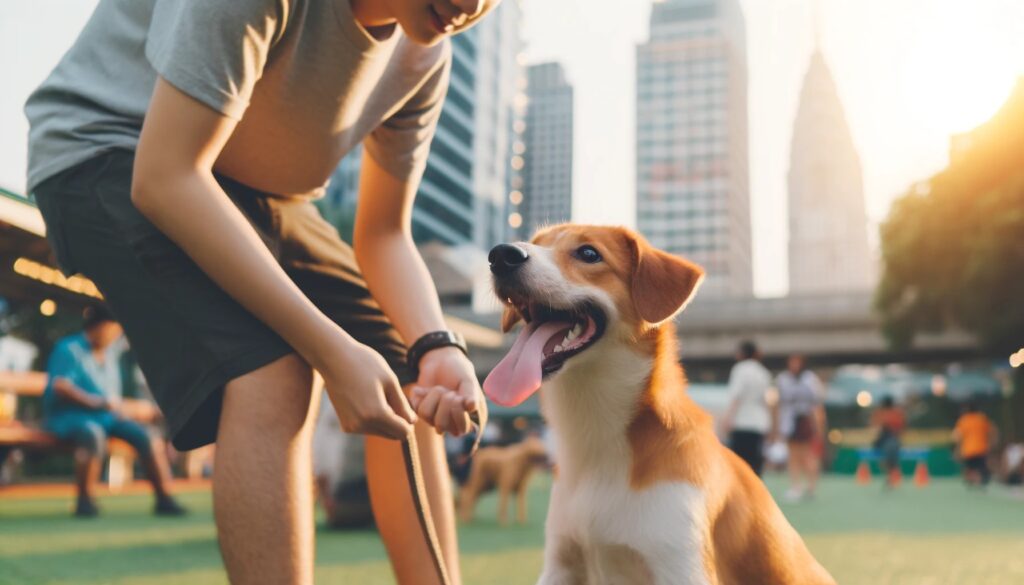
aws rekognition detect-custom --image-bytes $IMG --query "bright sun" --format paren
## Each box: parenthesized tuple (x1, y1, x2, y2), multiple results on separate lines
(900, 8, 1018, 135)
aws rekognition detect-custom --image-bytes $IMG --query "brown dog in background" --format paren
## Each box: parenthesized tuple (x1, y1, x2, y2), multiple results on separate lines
(458, 435, 549, 525)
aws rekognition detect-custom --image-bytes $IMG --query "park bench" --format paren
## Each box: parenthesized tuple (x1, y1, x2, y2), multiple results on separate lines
(0, 370, 147, 490)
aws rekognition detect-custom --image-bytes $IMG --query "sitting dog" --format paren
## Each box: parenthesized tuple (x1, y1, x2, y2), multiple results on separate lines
(458, 434, 550, 525)
(483, 225, 835, 585)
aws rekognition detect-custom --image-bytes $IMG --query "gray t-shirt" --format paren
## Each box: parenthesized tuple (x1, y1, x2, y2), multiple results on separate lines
(25, 0, 450, 198)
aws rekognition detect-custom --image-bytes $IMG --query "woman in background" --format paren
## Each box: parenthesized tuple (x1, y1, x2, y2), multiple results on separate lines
(775, 354, 826, 501)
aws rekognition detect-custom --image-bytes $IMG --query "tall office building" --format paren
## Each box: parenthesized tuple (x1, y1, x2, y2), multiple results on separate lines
(635, 0, 752, 298)
(787, 49, 872, 294)
(323, 2, 522, 249)
(472, 0, 524, 249)
(411, 30, 479, 245)
(520, 62, 574, 237)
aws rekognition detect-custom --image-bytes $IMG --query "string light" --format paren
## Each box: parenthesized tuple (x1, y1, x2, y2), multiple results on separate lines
(39, 299, 56, 317)
(12, 257, 102, 299)
(856, 391, 873, 408)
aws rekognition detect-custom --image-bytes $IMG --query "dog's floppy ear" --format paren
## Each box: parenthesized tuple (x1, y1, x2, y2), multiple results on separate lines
(501, 305, 522, 333)
(629, 236, 705, 325)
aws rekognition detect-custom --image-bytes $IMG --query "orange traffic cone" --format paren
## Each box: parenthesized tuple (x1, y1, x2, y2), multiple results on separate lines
(914, 460, 930, 487)
(856, 461, 872, 485)
(889, 466, 903, 487)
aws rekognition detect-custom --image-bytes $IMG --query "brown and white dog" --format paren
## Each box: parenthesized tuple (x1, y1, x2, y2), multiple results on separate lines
(458, 435, 550, 525)
(483, 225, 835, 585)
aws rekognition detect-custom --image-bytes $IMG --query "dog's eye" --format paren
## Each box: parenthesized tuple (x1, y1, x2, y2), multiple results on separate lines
(574, 245, 602, 264)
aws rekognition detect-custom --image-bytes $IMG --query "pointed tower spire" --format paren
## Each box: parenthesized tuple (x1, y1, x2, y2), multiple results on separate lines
(811, 0, 822, 50)
(787, 26, 873, 294)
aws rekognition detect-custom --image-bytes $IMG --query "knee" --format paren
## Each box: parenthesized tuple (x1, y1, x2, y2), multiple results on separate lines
(120, 423, 155, 458)
(71, 421, 107, 457)
(220, 354, 316, 444)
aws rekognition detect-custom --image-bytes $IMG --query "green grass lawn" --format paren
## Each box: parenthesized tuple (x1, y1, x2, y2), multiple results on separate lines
(2, 475, 1023, 584)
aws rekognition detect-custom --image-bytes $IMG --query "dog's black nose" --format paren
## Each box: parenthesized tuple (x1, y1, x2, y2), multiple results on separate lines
(489, 244, 529, 276)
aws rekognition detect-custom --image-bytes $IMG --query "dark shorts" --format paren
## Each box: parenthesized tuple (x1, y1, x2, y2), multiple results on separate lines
(33, 149, 413, 450)
(728, 430, 765, 476)
(963, 455, 991, 483)
(877, 435, 902, 469)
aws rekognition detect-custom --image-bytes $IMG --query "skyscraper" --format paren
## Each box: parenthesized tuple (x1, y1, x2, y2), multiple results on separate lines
(472, 0, 524, 249)
(520, 62, 574, 238)
(411, 30, 479, 245)
(787, 49, 872, 294)
(322, 3, 522, 249)
(635, 0, 752, 298)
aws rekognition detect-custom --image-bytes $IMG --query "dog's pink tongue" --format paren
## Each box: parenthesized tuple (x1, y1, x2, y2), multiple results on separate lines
(484, 321, 570, 407)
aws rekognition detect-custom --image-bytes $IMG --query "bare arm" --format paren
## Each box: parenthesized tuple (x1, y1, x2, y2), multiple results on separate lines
(354, 153, 481, 435)
(51, 378, 108, 411)
(353, 154, 448, 346)
(132, 79, 414, 439)
(769, 401, 780, 442)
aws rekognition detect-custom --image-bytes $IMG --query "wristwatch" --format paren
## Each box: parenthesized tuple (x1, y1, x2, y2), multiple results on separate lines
(407, 330, 468, 377)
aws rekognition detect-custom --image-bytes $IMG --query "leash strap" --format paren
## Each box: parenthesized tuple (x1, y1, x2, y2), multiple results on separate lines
(401, 406, 486, 585)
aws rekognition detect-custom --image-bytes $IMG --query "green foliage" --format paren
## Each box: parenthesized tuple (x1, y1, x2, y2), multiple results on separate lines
(876, 86, 1024, 356)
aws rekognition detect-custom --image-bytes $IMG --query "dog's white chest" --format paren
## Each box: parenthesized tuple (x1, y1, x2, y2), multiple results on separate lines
(542, 473, 712, 585)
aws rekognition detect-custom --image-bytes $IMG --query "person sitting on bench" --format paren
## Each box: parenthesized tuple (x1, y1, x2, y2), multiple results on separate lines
(44, 305, 186, 517)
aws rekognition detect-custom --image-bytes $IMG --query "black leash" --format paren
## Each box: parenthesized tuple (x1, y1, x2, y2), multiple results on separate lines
(400, 408, 485, 585)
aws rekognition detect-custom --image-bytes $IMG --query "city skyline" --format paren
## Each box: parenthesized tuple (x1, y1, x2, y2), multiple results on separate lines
(519, 0, 1024, 297)
(3, 1, 1024, 297)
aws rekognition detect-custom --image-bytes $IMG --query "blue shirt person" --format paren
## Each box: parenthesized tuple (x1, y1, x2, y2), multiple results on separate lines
(44, 305, 185, 517)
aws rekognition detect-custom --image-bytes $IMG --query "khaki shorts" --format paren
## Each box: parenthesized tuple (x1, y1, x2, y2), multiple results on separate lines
(34, 149, 412, 450)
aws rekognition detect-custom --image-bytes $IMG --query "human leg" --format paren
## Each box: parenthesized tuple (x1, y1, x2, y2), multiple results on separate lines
(805, 444, 821, 495)
(106, 417, 184, 512)
(214, 354, 319, 585)
(787, 453, 800, 488)
(786, 441, 805, 495)
(49, 416, 107, 516)
(366, 422, 460, 585)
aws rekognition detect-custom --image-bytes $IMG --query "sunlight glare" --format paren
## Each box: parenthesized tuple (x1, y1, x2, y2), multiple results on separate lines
(900, 8, 1017, 135)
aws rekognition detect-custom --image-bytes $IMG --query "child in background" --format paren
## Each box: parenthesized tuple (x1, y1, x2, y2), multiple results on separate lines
(953, 399, 997, 488)
(871, 395, 906, 489)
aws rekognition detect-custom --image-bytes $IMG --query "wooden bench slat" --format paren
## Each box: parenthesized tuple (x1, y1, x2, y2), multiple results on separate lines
(0, 371, 48, 397)
(0, 425, 60, 448)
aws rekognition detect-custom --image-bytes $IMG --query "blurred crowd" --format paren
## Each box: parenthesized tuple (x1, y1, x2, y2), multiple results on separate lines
(719, 339, 1024, 499)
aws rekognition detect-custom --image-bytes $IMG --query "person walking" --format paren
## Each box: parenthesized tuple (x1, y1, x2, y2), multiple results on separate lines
(720, 340, 772, 476)
(776, 354, 826, 501)
(25, 1, 498, 582)
(44, 306, 185, 517)
(871, 395, 906, 489)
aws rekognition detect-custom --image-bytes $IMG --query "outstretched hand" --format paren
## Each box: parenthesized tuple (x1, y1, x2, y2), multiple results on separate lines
(409, 346, 483, 436)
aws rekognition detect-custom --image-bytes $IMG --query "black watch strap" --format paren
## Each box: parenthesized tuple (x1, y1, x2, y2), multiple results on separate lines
(407, 330, 468, 377)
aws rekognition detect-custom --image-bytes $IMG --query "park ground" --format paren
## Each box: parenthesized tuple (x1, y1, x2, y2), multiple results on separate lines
(2, 474, 1024, 584)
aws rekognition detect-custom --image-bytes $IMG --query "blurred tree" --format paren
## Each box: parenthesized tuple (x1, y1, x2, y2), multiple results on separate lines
(876, 80, 1024, 439)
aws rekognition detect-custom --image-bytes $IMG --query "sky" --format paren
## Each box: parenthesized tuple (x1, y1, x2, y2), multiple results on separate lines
(3, 0, 1024, 296)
